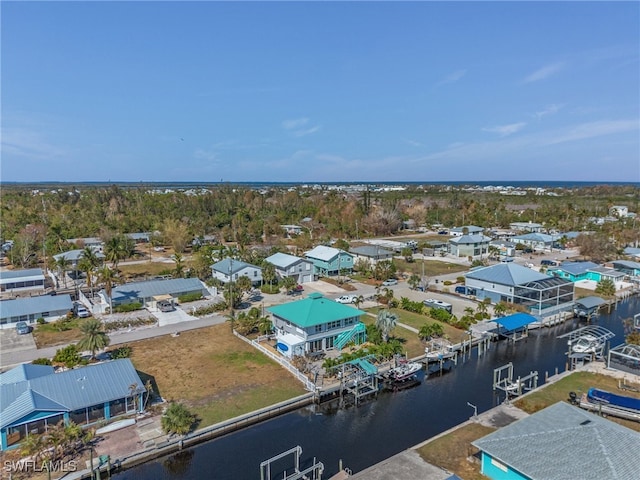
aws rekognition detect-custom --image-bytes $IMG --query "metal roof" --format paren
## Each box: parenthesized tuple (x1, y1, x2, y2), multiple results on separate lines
(612, 260, 640, 270)
(267, 293, 364, 328)
(0, 294, 73, 320)
(0, 359, 145, 429)
(448, 234, 492, 245)
(52, 249, 105, 262)
(472, 402, 640, 480)
(574, 296, 606, 309)
(494, 313, 538, 332)
(349, 246, 394, 257)
(211, 258, 261, 275)
(0, 364, 55, 385)
(109, 278, 207, 303)
(512, 232, 554, 243)
(304, 245, 349, 262)
(555, 261, 599, 275)
(0, 268, 45, 282)
(465, 264, 548, 286)
(265, 252, 310, 269)
(450, 225, 484, 233)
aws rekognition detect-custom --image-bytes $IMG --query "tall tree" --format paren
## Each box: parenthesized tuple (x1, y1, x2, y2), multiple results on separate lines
(78, 247, 101, 296)
(376, 309, 398, 343)
(98, 266, 116, 313)
(76, 318, 110, 359)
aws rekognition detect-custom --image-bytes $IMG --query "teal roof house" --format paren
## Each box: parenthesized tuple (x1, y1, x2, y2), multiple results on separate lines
(548, 261, 625, 283)
(267, 293, 366, 357)
(465, 264, 574, 317)
(472, 402, 640, 480)
(304, 246, 354, 277)
(0, 359, 145, 450)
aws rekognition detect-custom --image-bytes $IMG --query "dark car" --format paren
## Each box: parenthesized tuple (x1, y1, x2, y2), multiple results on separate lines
(16, 321, 31, 335)
(541, 260, 558, 266)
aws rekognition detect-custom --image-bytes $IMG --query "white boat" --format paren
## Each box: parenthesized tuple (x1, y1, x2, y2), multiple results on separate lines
(569, 334, 600, 354)
(385, 362, 422, 382)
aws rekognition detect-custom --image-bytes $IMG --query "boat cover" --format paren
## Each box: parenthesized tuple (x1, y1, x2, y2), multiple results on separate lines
(494, 313, 538, 332)
(587, 388, 640, 412)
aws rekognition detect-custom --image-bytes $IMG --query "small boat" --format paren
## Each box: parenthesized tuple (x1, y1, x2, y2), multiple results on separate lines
(569, 334, 600, 354)
(385, 362, 422, 382)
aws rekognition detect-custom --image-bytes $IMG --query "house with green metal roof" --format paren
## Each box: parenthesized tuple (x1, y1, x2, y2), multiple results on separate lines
(0, 359, 145, 451)
(267, 293, 366, 357)
(465, 264, 574, 317)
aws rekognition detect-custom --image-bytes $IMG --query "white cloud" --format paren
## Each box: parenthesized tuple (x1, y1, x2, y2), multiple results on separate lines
(540, 119, 639, 145)
(437, 69, 467, 86)
(1, 127, 68, 160)
(482, 122, 527, 137)
(282, 117, 321, 137)
(534, 104, 564, 120)
(193, 148, 219, 163)
(523, 62, 565, 83)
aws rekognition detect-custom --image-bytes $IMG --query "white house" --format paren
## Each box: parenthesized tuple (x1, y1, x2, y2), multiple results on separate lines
(449, 225, 484, 237)
(264, 252, 315, 284)
(0, 268, 46, 294)
(448, 234, 492, 258)
(509, 222, 544, 233)
(211, 258, 263, 285)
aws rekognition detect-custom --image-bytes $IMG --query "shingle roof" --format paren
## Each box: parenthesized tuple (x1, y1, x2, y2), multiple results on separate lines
(109, 278, 206, 303)
(465, 264, 548, 286)
(0, 359, 145, 429)
(267, 293, 364, 328)
(472, 402, 640, 480)
(0, 294, 73, 320)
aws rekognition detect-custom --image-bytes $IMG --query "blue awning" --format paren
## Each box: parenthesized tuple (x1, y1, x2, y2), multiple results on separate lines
(494, 313, 537, 332)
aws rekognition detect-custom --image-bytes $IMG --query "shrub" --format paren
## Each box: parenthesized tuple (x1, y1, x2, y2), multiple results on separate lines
(103, 317, 156, 332)
(36, 317, 46, 325)
(192, 302, 227, 316)
(456, 276, 465, 284)
(109, 345, 132, 359)
(261, 284, 280, 294)
(177, 292, 203, 303)
(113, 302, 143, 313)
(53, 344, 82, 368)
(443, 280, 453, 286)
(32, 358, 52, 365)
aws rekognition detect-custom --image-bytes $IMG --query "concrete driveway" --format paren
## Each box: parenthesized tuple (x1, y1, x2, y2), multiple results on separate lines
(151, 306, 198, 327)
(0, 327, 37, 355)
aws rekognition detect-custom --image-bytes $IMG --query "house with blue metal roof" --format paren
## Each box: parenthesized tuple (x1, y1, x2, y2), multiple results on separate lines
(472, 402, 640, 480)
(512, 233, 554, 251)
(0, 268, 46, 294)
(304, 246, 354, 277)
(448, 234, 492, 258)
(267, 293, 366, 357)
(623, 247, 640, 260)
(349, 245, 394, 265)
(264, 252, 314, 284)
(449, 225, 484, 237)
(211, 258, 263, 285)
(104, 278, 209, 308)
(611, 260, 640, 277)
(465, 264, 574, 317)
(52, 249, 105, 268)
(0, 294, 73, 328)
(0, 359, 145, 450)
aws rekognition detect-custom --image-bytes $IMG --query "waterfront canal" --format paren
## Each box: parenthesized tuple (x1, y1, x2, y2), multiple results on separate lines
(116, 297, 638, 479)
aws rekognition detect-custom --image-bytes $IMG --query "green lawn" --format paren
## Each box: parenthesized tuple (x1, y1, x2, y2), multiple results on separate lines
(394, 258, 469, 277)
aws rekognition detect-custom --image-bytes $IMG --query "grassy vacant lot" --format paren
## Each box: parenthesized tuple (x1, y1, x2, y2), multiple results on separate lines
(117, 261, 175, 281)
(514, 371, 640, 432)
(416, 423, 495, 480)
(33, 318, 85, 348)
(394, 258, 469, 277)
(129, 323, 306, 427)
(359, 313, 425, 358)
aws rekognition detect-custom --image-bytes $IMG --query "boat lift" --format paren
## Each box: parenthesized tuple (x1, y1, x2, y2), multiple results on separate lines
(558, 325, 615, 369)
(424, 338, 458, 374)
(493, 362, 538, 398)
(260, 446, 324, 480)
(332, 354, 379, 407)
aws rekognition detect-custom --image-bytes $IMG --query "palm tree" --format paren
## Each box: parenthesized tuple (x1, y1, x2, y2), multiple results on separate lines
(161, 402, 196, 436)
(281, 275, 296, 293)
(104, 235, 127, 271)
(98, 266, 115, 313)
(55, 255, 70, 288)
(493, 302, 508, 317)
(173, 252, 185, 278)
(76, 318, 110, 359)
(376, 309, 398, 343)
(353, 295, 365, 310)
(79, 247, 101, 296)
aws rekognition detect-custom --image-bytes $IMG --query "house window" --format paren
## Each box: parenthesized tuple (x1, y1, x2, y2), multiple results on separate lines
(327, 320, 341, 330)
(345, 318, 354, 326)
(254, 271, 258, 277)
(315, 325, 323, 333)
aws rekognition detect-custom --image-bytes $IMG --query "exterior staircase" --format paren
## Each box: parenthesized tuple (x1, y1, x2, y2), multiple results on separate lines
(334, 323, 366, 350)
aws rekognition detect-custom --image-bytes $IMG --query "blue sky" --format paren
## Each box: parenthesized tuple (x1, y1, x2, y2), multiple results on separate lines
(2, 1, 639, 183)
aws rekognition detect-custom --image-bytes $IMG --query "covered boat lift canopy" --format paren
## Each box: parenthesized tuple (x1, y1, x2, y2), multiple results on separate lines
(494, 313, 538, 341)
(574, 296, 605, 317)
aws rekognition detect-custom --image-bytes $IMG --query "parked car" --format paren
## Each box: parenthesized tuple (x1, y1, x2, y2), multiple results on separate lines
(455, 286, 467, 294)
(336, 295, 357, 304)
(541, 260, 558, 266)
(157, 300, 175, 312)
(15, 321, 31, 335)
(381, 278, 398, 286)
(73, 302, 91, 318)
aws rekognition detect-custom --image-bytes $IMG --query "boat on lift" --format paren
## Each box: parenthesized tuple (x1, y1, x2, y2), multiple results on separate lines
(384, 361, 422, 382)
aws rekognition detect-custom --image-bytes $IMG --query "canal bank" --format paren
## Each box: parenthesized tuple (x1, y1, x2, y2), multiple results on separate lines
(110, 296, 637, 480)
